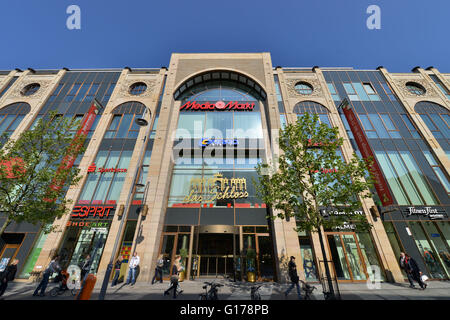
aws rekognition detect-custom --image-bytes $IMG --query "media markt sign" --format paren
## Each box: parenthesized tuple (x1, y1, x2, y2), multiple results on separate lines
(184, 173, 248, 203)
(180, 101, 255, 111)
(404, 207, 447, 220)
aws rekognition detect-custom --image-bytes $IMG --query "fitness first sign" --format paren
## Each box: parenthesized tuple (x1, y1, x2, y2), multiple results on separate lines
(403, 207, 447, 220)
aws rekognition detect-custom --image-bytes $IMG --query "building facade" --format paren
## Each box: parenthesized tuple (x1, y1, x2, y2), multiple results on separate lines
(0, 53, 449, 284)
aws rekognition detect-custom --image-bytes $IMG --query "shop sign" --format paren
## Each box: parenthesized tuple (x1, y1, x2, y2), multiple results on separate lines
(184, 173, 248, 203)
(198, 138, 239, 147)
(403, 207, 446, 220)
(71, 205, 115, 219)
(87, 163, 127, 174)
(66, 221, 110, 228)
(333, 222, 356, 230)
(180, 101, 255, 111)
(321, 209, 364, 217)
(339, 99, 394, 206)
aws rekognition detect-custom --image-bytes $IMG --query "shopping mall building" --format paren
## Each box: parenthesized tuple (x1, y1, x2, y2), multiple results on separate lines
(0, 53, 449, 285)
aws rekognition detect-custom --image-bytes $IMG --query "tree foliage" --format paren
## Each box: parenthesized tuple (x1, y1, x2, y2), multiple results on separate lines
(255, 113, 375, 233)
(0, 112, 86, 235)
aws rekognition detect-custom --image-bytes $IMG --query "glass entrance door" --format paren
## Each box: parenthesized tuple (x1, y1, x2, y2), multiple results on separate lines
(197, 234, 234, 278)
(0, 245, 19, 272)
(326, 233, 368, 282)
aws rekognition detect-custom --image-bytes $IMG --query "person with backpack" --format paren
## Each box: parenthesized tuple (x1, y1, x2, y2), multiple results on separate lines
(33, 255, 61, 297)
(151, 254, 164, 284)
(284, 256, 302, 300)
(0, 259, 19, 297)
(111, 255, 124, 287)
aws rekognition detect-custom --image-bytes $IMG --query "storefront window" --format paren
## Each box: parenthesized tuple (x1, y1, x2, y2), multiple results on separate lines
(421, 222, 450, 278)
(408, 221, 446, 279)
(356, 233, 386, 281)
(299, 236, 318, 281)
(19, 229, 49, 278)
(382, 222, 407, 278)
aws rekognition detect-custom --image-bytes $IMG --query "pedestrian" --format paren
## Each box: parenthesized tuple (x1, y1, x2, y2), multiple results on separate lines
(126, 252, 140, 285)
(405, 254, 426, 290)
(0, 259, 18, 297)
(151, 254, 164, 284)
(33, 255, 61, 297)
(164, 256, 181, 299)
(111, 255, 124, 287)
(284, 256, 302, 300)
(80, 254, 91, 281)
(399, 252, 415, 288)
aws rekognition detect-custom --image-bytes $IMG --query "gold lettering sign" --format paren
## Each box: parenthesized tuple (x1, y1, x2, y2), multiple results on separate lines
(183, 173, 248, 203)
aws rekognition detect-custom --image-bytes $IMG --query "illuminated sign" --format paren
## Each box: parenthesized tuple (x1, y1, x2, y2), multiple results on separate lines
(198, 138, 238, 147)
(180, 101, 255, 111)
(403, 207, 446, 220)
(184, 173, 248, 203)
(71, 205, 115, 219)
(87, 163, 127, 174)
(66, 221, 110, 228)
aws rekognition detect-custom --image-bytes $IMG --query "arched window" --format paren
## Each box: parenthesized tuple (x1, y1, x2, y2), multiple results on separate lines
(293, 101, 331, 127)
(104, 101, 149, 139)
(0, 102, 31, 138)
(415, 101, 450, 158)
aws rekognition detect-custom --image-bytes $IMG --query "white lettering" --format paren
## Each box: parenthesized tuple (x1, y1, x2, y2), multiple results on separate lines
(366, 5, 381, 30)
(66, 5, 81, 30)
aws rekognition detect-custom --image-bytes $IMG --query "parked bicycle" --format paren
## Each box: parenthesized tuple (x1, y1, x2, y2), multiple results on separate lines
(250, 285, 262, 300)
(199, 282, 223, 300)
(49, 270, 78, 297)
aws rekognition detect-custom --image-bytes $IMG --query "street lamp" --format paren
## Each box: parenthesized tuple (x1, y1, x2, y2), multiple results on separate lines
(98, 109, 151, 300)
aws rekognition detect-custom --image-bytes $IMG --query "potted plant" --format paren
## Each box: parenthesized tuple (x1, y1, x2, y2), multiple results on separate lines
(178, 248, 188, 282)
(246, 248, 257, 282)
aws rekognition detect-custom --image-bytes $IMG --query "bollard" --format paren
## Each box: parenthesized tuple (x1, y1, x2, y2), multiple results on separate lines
(77, 274, 96, 300)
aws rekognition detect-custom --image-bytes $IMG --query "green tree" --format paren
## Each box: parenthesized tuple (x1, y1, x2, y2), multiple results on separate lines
(0, 112, 86, 236)
(255, 113, 374, 298)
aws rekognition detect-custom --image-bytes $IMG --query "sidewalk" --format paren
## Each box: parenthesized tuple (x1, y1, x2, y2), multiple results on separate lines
(2, 279, 449, 300)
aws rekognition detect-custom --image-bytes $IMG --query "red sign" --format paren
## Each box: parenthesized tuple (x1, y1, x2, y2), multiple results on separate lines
(341, 101, 394, 206)
(87, 163, 127, 174)
(71, 205, 115, 219)
(180, 101, 255, 111)
(0, 157, 26, 179)
(45, 100, 102, 202)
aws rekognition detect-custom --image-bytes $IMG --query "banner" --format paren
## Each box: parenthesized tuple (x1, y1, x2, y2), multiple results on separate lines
(340, 99, 394, 206)
(46, 100, 102, 201)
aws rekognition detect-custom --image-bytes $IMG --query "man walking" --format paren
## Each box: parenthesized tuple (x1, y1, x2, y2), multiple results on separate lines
(111, 255, 123, 287)
(284, 256, 302, 300)
(406, 254, 426, 290)
(0, 259, 19, 297)
(399, 252, 415, 288)
(151, 254, 164, 284)
(126, 252, 140, 286)
(33, 255, 61, 297)
(80, 254, 91, 281)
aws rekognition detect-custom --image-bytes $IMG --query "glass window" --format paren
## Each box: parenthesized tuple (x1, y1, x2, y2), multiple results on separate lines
(423, 151, 450, 193)
(234, 113, 263, 138)
(375, 151, 409, 205)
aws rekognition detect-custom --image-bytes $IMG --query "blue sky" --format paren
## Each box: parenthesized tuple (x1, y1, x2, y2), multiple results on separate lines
(1, 0, 448, 72)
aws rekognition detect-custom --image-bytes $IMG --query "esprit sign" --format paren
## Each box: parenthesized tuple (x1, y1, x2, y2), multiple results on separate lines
(71, 205, 115, 219)
(87, 163, 127, 174)
(180, 101, 255, 111)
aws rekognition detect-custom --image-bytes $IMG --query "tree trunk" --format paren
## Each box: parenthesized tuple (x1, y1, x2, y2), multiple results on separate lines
(317, 226, 337, 299)
(0, 217, 11, 237)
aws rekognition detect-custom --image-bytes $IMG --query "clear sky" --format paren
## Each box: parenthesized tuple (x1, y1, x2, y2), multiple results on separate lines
(1, 0, 448, 72)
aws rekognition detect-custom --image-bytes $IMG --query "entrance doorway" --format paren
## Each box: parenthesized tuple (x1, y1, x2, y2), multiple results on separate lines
(197, 233, 234, 278)
(326, 233, 368, 282)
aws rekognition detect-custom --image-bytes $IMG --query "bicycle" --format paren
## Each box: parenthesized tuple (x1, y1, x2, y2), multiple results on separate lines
(198, 282, 223, 300)
(299, 280, 316, 300)
(250, 285, 262, 300)
(49, 271, 78, 297)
